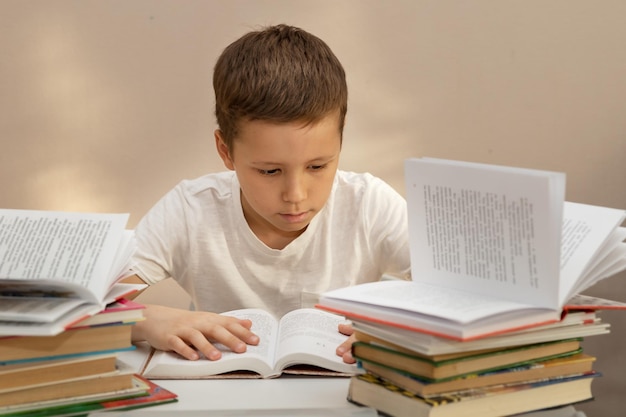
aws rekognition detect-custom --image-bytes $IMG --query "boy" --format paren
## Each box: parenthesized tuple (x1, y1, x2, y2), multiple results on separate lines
(129, 24, 410, 364)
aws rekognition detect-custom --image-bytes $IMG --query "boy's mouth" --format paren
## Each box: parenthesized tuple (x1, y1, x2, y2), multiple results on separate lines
(279, 211, 310, 224)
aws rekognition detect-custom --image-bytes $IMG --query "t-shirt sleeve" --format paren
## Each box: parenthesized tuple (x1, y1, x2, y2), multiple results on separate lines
(130, 186, 190, 285)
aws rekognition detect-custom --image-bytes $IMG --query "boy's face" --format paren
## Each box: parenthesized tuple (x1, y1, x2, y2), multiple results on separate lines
(215, 113, 341, 249)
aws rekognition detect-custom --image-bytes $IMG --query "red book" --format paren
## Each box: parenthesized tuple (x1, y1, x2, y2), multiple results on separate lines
(70, 298, 145, 328)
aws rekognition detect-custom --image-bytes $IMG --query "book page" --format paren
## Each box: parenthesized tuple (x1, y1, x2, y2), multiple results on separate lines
(0, 302, 104, 336)
(0, 283, 145, 337)
(405, 158, 564, 308)
(581, 242, 626, 287)
(142, 308, 279, 378)
(321, 280, 548, 325)
(0, 296, 87, 322)
(559, 202, 626, 302)
(273, 308, 357, 374)
(0, 209, 129, 303)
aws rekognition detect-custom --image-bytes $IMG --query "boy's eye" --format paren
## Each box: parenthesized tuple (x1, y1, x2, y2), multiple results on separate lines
(256, 164, 327, 175)
(258, 168, 280, 176)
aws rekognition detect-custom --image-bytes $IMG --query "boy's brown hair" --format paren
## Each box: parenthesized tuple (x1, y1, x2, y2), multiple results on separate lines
(213, 24, 348, 151)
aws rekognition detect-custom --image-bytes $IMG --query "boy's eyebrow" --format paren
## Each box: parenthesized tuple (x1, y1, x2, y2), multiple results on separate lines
(251, 155, 338, 166)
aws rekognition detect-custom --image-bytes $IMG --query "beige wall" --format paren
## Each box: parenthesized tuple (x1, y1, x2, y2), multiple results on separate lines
(1, 1, 625, 414)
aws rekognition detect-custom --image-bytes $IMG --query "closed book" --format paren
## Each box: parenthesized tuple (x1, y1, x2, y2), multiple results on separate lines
(352, 338, 582, 381)
(69, 298, 144, 328)
(0, 323, 133, 365)
(0, 361, 135, 407)
(0, 375, 171, 417)
(0, 354, 118, 393)
(361, 352, 596, 398)
(348, 372, 597, 417)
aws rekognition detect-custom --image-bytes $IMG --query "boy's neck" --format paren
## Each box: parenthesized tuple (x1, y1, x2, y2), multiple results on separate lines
(255, 228, 307, 250)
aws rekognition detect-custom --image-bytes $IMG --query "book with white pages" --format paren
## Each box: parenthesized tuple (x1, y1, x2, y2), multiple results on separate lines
(317, 158, 626, 341)
(0, 287, 146, 336)
(0, 209, 138, 336)
(139, 308, 359, 379)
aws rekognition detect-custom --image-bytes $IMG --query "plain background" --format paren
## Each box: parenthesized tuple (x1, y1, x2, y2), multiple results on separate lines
(1, 1, 625, 415)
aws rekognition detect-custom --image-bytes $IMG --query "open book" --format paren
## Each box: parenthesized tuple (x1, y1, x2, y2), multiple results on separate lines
(317, 158, 626, 341)
(139, 308, 359, 379)
(0, 209, 138, 336)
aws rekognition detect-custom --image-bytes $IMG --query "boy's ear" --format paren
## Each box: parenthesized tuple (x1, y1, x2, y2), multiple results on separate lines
(215, 130, 235, 170)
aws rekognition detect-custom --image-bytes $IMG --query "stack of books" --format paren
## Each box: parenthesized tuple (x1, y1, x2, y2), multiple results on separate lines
(345, 307, 609, 417)
(317, 158, 626, 417)
(0, 209, 177, 415)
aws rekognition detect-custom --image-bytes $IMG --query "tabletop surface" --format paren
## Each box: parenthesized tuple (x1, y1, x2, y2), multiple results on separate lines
(110, 345, 585, 417)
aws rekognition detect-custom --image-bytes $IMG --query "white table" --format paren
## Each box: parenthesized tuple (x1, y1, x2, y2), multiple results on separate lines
(108, 346, 585, 417)
(108, 345, 376, 416)
(103, 377, 376, 416)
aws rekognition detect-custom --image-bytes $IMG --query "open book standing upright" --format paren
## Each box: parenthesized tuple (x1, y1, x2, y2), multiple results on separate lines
(0, 209, 138, 336)
(139, 308, 359, 379)
(317, 158, 626, 341)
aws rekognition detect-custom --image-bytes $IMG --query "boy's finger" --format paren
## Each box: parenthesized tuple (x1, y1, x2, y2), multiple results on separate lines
(168, 336, 203, 361)
(342, 349, 356, 364)
(217, 315, 259, 345)
(200, 324, 249, 356)
(338, 322, 354, 336)
(236, 318, 254, 330)
(336, 338, 352, 356)
(184, 331, 228, 361)
(225, 322, 260, 345)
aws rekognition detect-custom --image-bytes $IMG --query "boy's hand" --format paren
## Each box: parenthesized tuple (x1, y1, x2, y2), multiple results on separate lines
(132, 304, 260, 361)
(336, 322, 357, 364)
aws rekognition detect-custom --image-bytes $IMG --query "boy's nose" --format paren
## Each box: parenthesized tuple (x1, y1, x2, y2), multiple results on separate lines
(282, 175, 307, 203)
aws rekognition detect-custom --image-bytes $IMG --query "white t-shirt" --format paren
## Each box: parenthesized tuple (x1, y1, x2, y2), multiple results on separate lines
(131, 170, 410, 318)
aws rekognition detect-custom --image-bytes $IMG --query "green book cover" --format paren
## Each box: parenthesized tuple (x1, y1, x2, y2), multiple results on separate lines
(352, 338, 583, 382)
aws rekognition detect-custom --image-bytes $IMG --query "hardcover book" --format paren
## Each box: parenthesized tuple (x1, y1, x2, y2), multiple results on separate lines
(0, 323, 134, 365)
(360, 352, 596, 398)
(0, 374, 176, 416)
(0, 354, 119, 393)
(351, 338, 582, 381)
(0, 361, 136, 407)
(348, 371, 597, 417)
